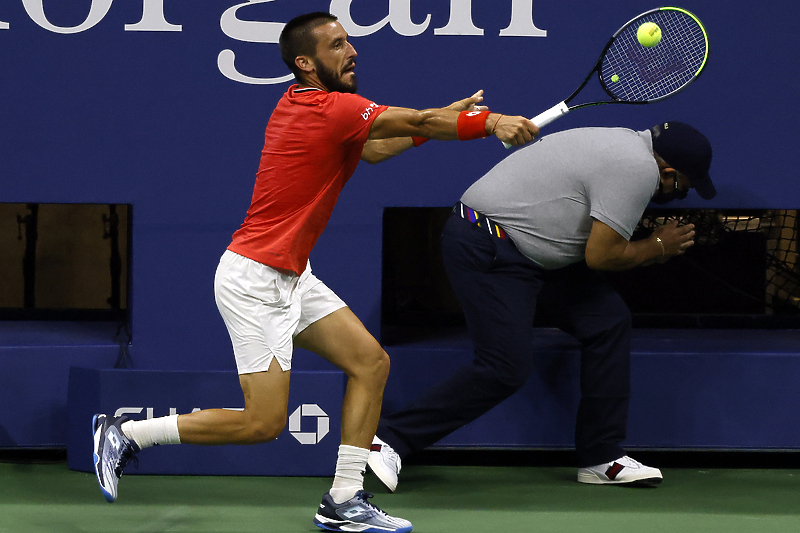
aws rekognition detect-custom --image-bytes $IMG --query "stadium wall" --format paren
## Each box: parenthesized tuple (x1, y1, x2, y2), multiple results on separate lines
(1, 0, 798, 449)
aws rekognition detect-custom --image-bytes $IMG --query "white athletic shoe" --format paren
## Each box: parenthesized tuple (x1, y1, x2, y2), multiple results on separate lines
(368, 436, 401, 492)
(577, 455, 662, 486)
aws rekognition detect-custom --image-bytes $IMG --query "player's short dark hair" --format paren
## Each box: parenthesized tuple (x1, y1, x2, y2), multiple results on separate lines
(280, 12, 338, 80)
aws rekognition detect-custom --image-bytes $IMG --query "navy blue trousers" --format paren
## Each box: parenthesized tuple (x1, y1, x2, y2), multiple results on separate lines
(378, 213, 632, 467)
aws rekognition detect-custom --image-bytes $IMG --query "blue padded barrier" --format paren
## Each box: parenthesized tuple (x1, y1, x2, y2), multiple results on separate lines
(5, 323, 800, 456)
(0, 321, 335, 450)
(0, 322, 119, 447)
(67, 367, 344, 476)
(382, 329, 800, 450)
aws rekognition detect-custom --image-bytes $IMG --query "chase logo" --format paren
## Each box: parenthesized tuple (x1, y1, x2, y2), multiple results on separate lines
(288, 403, 329, 444)
(113, 404, 331, 444)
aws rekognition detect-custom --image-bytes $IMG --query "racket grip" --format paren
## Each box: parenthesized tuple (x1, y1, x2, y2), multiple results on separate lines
(531, 101, 570, 128)
(502, 101, 570, 149)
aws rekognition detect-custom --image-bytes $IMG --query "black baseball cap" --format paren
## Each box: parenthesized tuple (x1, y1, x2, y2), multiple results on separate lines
(651, 122, 715, 199)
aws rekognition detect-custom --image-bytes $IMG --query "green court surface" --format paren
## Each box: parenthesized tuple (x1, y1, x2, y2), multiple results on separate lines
(2, 461, 799, 533)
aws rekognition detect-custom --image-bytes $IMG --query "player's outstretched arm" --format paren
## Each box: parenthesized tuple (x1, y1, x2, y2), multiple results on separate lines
(360, 91, 488, 164)
(368, 107, 536, 145)
(360, 137, 414, 164)
(366, 90, 537, 146)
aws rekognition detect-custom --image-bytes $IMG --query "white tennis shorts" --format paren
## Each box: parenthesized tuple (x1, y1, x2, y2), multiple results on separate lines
(214, 250, 346, 374)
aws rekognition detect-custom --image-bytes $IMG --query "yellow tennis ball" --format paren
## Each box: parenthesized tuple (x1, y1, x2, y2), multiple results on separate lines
(637, 22, 662, 47)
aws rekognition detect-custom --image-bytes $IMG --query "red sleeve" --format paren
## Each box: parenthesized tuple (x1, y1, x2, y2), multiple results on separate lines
(325, 92, 389, 147)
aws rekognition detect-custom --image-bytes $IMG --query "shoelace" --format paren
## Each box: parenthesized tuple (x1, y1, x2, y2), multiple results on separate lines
(617, 456, 643, 469)
(383, 447, 401, 472)
(356, 492, 389, 516)
(114, 445, 139, 478)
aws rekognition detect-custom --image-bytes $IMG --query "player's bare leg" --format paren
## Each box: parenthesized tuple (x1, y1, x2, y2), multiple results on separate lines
(295, 307, 410, 532)
(294, 306, 389, 450)
(175, 357, 291, 445)
(92, 357, 291, 503)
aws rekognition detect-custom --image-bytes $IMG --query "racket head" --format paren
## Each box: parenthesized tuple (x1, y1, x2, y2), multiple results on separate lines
(597, 7, 709, 104)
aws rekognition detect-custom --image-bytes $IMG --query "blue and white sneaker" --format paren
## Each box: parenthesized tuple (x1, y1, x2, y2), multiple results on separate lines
(313, 490, 412, 532)
(92, 414, 140, 503)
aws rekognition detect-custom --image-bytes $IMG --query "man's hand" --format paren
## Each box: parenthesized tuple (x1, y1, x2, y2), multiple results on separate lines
(586, 218, 695, 271)
(491, 115, 539, 146)
(446, 90, 489, 112)
(652, 219, 695, 256)
(443, 90, 538, 145)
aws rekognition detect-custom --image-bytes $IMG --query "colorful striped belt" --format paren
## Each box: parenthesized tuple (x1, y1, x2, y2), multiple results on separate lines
(454, 201, 508, 240)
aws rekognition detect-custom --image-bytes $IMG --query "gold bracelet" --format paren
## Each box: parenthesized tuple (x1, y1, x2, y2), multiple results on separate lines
(655, 236, 665, 256)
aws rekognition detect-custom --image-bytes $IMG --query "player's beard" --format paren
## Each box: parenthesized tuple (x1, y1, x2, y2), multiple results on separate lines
(315, 59, 357, 93)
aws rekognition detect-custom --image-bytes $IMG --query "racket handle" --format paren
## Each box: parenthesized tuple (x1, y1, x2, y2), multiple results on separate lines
(502, 101, 570, 149)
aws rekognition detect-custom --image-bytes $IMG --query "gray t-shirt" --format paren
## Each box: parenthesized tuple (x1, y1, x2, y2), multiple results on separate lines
(460, 127, 659, 269)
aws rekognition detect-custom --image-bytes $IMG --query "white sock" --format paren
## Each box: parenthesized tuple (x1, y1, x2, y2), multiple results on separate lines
(120, 415, 181, 450)
(329, 445, 368, 504)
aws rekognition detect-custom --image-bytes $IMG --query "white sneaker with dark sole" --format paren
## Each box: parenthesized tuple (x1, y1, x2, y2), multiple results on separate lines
(578, 455, 662, 486)
(367, 436, 401, 492)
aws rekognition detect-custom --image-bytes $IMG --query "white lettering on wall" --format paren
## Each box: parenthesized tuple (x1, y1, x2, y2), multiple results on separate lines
(434, 0, 483, 36)
(22, 0, 114, 34)
(335, 0, 454, 37)
(500, 0, 546, 37)
(125, 0, 181, 31)
(20, 0, 181, 34)
(7, 1, 547, 84)
(388, 0, 431, 37)
(329, 0, 389, 37)
(218, 0, 293, 85)
(113, 406, 202, 418)
(334, 0, 545, 38)
(217, 49, 294, 84)
(332, 0, 433, 37)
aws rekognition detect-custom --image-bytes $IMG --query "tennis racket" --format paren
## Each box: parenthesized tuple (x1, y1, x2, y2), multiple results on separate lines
(503, 6, 709, 148)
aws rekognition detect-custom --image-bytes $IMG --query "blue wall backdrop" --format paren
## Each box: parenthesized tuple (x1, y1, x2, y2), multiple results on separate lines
(1, 1, 798, 381)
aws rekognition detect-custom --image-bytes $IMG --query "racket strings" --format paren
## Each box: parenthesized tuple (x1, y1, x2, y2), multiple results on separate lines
(601, 10, 707, 103)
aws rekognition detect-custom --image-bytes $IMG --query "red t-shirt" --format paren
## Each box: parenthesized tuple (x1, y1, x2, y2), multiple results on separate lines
(228, 85, 388, 274)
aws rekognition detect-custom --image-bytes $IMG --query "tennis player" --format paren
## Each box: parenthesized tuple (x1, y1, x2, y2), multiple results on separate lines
(91, 11, 538, 533)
